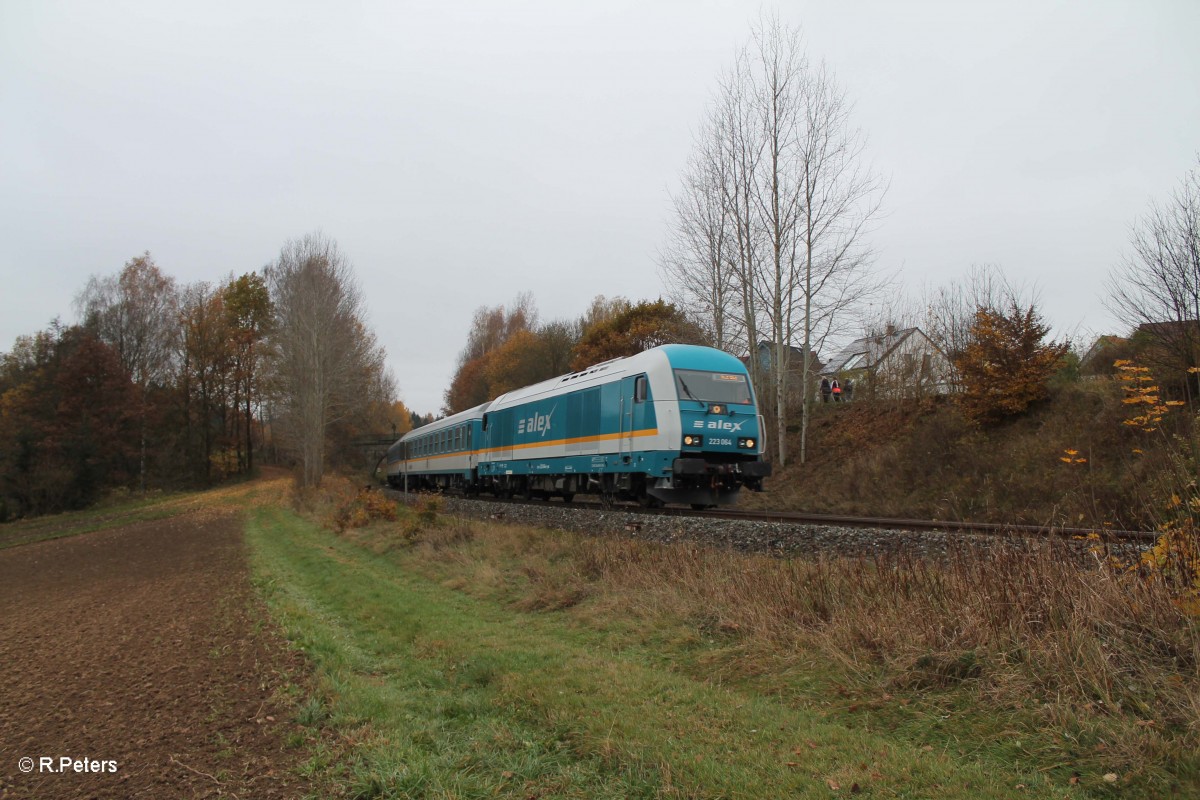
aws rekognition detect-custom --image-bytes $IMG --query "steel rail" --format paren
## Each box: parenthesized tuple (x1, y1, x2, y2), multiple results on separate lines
(678, 507, 1158, 542)
(383, 486, 1159, 543)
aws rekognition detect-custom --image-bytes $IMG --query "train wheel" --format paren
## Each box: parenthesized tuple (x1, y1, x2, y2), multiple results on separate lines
(560, 493, 575, 503)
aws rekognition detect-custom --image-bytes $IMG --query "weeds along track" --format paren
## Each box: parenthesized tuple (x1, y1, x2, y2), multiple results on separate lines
(381, 488, 1153, 562)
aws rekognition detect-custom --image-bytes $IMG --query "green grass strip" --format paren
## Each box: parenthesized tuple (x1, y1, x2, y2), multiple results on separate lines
(246, 506, 1064, 799)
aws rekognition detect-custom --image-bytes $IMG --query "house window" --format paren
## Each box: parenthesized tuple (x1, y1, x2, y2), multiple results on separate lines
(844, 352, 868, 370)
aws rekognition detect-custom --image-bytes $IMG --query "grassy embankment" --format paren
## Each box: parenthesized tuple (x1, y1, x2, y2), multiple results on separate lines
(247, 483, 1200, 799)
(748, 379, 1178, 530)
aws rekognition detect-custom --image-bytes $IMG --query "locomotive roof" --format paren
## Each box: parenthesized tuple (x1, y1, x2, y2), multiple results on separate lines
(487, 344, 747, 410)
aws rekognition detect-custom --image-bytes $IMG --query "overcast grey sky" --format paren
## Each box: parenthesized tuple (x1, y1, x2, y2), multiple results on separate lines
(2, 1, 1197, 414)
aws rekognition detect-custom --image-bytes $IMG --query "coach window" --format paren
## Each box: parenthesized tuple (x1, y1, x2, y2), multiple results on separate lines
(634, 375, 648, 403)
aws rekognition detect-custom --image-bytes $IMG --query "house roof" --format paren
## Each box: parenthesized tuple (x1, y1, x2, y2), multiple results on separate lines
(1079, 334, 1127, 366)
(823, 327, 920, 374)
(1134, 320, 1200, 341)
(748, 340, 824, 372)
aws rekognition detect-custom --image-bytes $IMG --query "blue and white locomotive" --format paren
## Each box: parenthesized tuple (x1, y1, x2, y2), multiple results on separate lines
(385, 344, 770, 507)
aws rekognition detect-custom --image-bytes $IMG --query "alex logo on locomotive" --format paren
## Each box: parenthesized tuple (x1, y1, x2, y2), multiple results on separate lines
(516, 406, 556, 437)
(691, 419, 745, 432)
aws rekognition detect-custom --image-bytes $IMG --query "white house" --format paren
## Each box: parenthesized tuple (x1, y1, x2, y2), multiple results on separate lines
(822, 326, 952, 399)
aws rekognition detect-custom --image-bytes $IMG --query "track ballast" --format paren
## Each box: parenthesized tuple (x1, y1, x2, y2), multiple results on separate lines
(383, 488, 1154, 561)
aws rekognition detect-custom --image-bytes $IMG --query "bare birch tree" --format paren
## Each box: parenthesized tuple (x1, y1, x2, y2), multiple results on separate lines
(661, 16, 884, 466)
(75, 253, 179, 491)
(792, 61, 886, 463)
(748, 20, 809, 467)
(659, 119, 740, 352)
(921, 264, 1013, 392)
(265, 233, 390, 487)
(1106, 159, 1200, 400)
(661, 47, 767, 408)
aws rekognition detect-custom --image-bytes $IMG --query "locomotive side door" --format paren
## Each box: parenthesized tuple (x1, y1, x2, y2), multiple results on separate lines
(619, 375, 636, 461)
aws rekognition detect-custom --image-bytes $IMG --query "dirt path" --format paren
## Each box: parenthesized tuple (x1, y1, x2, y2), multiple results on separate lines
(0, 509, 311, 799)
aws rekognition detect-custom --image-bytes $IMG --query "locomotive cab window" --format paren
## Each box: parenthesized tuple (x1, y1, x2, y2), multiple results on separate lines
(673, 370, 752, 405)
(634, 375, 648, 403)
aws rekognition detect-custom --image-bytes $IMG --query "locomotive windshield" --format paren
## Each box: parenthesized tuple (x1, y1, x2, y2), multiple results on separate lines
(673, 370, 752, 405)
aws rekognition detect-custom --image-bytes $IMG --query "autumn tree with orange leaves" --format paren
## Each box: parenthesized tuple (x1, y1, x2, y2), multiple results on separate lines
(954, 303, 1068, 423)
(570, 299, 706, 371)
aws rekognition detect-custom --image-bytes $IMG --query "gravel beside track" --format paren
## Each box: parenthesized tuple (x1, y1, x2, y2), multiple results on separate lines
(414, 493, 1150, 562)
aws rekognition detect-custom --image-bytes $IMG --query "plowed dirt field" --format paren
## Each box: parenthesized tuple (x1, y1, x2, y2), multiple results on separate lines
(0, 509, 311, 799)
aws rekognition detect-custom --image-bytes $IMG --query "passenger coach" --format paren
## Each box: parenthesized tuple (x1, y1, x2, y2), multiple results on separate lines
(386, 344, 770, 508)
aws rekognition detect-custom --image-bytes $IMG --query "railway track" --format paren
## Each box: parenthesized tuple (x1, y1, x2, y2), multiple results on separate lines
(383, 486, 1158, 545)
(683, 507, 1158, 543)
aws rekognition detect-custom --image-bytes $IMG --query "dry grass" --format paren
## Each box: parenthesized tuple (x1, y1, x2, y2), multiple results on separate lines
(385, 505, 1200, 789)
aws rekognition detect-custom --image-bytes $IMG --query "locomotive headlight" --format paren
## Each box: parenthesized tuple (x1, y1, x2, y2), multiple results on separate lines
(683, 434, 703, 447)
(738, 437, 756, 449)
(708, 404, 726, 415)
